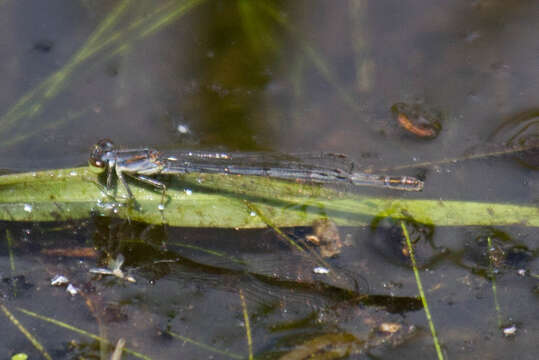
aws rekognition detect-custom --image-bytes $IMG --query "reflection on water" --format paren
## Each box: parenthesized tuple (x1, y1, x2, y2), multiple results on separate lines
(1, 215, 537, 358)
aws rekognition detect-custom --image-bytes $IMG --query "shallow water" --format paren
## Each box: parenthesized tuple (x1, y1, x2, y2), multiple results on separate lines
(0, 0, 537, 359)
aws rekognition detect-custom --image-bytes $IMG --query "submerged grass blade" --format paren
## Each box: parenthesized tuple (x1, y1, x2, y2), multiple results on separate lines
(244, 200, 304, 252)
(1, 303, 53, 360)
(166, 330, 244, 359)
(401, 222, 444, 360)
(0, 0, 207, 147)
(239, 289, 254, 360)
(245, 200, 348, 287)
(0, 0, 132, 137)
(0, 167, 537, 227)
(259, 1, 361, 112)
(168, 240, 246, 265)
(2, 108, 90, 149)
(16, 307, 152, 360)
(83, 0, 133, 54)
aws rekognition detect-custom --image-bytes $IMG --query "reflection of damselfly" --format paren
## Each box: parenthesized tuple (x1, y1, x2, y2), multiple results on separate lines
(89, 139, 424, 205)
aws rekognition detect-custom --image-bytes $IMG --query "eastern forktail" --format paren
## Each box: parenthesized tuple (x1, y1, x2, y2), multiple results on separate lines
(89, 139, 423, 205)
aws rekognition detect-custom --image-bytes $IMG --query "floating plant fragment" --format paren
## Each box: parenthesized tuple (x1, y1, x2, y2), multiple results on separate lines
(305, 218, 343, 258)
(66, 283, 79, 296)
(89, 254, 136, 283)
(50, 275, 69, 286)
(391, 102, 442, 139)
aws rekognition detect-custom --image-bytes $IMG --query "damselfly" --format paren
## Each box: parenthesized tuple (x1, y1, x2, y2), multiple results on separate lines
(89, 139, 423, 206)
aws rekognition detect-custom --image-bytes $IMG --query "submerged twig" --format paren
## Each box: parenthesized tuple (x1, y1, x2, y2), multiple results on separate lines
(376, 143, 538, 172)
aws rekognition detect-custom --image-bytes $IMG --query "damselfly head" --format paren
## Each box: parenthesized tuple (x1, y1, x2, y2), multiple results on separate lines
(89, 138, 115, 172)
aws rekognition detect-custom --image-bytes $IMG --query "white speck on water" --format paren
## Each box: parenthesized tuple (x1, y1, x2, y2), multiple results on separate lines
(517, 269, 527, 276)
(66, 284, 79, 296)
(313, 266, 329, 274)
(177, 124, 190, 134)
(503, 324, 517, 336)
(158, 204, 165, 211)
(250, 211, 256, 217)
(23, 204, 32, 213)
(51, 274, 69, 286)
(185, 189, 193, 196)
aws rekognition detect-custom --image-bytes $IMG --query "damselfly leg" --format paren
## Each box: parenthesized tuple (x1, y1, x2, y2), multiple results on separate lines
(89, 138, 170, 207)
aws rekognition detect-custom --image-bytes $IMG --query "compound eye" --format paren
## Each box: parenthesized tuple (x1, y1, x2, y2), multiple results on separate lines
(96, 138, 115, 152)
(89, 139, 114, 173)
